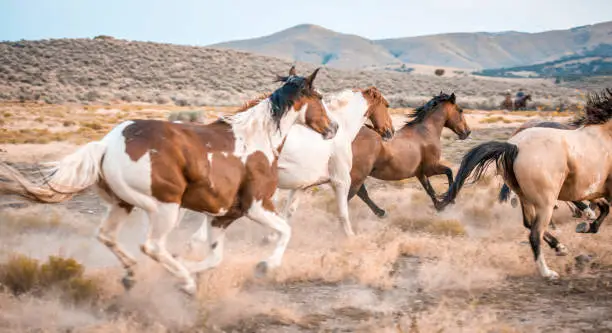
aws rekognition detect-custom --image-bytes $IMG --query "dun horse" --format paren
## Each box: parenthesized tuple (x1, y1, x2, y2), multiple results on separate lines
(349, 92, 471, 216)
(0, 68, 337, 296)
(440, 88, 612, 279)
(498, 120, 607, 229)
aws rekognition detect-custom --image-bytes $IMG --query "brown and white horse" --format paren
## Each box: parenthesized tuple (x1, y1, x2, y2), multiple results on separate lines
(0, 68, 337, 296)
(441, 88, 612, 280)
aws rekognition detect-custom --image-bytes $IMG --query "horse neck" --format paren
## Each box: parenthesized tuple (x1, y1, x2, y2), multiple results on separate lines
(328, 91, 369, 140)
(415, 107, 447, 139)
(226, 99, 299, 162)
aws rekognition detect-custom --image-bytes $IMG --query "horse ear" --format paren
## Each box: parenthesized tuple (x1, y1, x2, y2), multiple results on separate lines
(306, 68, 321, 87)
(449, 92, 456, 103)
(274, 75, 289, 83)
(289, 65, 297, 76)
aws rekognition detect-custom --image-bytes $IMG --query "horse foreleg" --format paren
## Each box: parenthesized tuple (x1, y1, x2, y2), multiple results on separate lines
(332, 180, 355, 237)
(247, 200, 291, 276)
(141, 202, 197, 296)
(417, 174, 444, 211)
(576, 198, 610, 234)
(356, 183, 387, 218)
(262, 189, 302, 244)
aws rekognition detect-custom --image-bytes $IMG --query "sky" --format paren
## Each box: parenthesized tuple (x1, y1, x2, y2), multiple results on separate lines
(1, 0, 611, 45)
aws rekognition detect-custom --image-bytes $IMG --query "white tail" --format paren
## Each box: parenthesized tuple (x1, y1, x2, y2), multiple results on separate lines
(0, 141, 107, 203)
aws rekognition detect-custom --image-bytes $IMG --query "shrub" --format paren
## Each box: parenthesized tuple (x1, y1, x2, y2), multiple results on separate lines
(0, 254, 101, 303)
(434, 69, 445, 76)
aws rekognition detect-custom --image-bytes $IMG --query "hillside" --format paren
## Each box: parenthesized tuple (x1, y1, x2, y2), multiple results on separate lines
(473, 44, 612, 80)
(210, 21, 612, 70)
(0, 38, 584, 109)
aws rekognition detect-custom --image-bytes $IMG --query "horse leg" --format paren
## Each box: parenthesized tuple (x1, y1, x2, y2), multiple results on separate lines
(141, 202, 196, 296)
(575, 201, 597, 220)
(96, 203, 139, 290)
(427, 164, 455, 203)
(576, 198, 609, 234)
(529, 203, 560, 279)
(356, 183, 387, 218)
(521, 200, 567, 256)
(332, 179, 356, 237)
(417, 174, 443, 211)
(262, 189, 302, 244)
(182, 216, 228, 275)
(246, 199, 292, 275)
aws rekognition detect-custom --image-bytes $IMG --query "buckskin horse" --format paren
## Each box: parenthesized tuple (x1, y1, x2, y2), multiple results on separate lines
(348, 92, 471, 217)
(440, 88, 612, 280)
(0, 68, 337, 296)
(498, 120, 608, 230)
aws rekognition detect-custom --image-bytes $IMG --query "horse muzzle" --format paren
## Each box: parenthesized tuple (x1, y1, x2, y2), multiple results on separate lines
(323, 121, 339, 140)
(458, 130, 471, 140)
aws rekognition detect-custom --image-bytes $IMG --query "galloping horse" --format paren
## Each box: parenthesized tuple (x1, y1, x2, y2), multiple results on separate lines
(0, 68, 337, 296)
(514, 94, 532, 111)
(440, 88, 612, 280)
(202, 66, 395, 246)
(349, 92, 471, 216)
(498, 120, 607, 229)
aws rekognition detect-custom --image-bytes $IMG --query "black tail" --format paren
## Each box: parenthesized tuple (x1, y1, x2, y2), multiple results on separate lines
(440, 141, 519, 209)
(499, 183, 512, 203)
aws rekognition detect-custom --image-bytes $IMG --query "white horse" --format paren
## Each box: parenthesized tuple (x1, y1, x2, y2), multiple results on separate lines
(181, 83, 394, 265)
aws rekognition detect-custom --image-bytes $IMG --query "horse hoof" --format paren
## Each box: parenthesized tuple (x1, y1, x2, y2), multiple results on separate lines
(254, 261, 268, 278)
(546, 270, 560, 280)
(121, 276, 136, 291)
(376, 210, 388, 219)
(576, 222, 590, 233)
(510, 198, 518, 208)
(555, 244, 569, 256)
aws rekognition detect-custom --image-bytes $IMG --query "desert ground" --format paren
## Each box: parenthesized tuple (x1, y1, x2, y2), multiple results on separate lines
(1, 102, 612, 333)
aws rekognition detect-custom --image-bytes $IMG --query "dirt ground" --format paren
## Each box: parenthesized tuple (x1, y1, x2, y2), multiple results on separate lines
(1, 105, 612, 333)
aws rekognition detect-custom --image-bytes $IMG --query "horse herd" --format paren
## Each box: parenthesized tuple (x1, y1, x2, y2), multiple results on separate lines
(0, 66, 610, 297)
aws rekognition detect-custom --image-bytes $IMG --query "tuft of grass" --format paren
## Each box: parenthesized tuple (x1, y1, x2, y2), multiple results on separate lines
(63, 120, 75, 127)
(81, 121, 103, 130)
(391, 216, 466, 237)
(3, 112, 13, 118)
(0, 254, 101, 303)
(479, 116, 513, 124)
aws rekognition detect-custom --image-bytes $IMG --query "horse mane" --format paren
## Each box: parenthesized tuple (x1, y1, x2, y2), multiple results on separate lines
(357, 86, 389, 107)
(404, 92, 454, 126)
(570, 88, 612, 127)
(221, 75, 316, 129)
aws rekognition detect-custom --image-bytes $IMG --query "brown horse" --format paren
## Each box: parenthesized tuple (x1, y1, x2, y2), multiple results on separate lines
(349, 92, 471, 216)
(0, 68, 337, 296)
(440, 88, 612, 280)
(514, 94, 532, 110)
(498, 119, 610, 231)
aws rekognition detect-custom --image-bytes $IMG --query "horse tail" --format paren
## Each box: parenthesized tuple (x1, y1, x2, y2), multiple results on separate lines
(0, 141, 107, 203)
(440, 141, 519, 209)
(499, 183, 512, 203)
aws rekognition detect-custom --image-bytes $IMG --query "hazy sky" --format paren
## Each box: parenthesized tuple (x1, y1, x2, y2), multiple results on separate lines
(2, 0, 611, 45)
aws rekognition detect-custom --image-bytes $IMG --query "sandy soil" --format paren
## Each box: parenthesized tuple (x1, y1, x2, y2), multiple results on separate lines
(1, 107, 610, 333)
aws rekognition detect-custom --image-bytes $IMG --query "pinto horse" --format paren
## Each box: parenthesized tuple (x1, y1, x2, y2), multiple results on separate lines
(349, 92, 471, 216)
(514, 94, 532, 111)
(440, 88, 612, 280)
(0, 68, 337, 296)
(498, 120, 608, 230)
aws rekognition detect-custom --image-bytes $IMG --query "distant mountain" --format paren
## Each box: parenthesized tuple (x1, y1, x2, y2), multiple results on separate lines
(211, 24, 401, 69)
(210, 21, 612, 70)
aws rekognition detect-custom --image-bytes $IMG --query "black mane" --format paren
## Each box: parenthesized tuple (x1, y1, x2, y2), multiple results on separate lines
(404, 92, 455, 126)
(268, 75, 312, 129)
(571, 88, 612, 127)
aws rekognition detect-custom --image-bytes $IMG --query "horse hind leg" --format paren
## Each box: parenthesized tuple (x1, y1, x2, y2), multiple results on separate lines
(356, 183, 387, 218)
(529, 204, 560, 279)
(96, 203, 139, 290)
(521, 200, 567, 257)
(141, 202, 197, 296)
